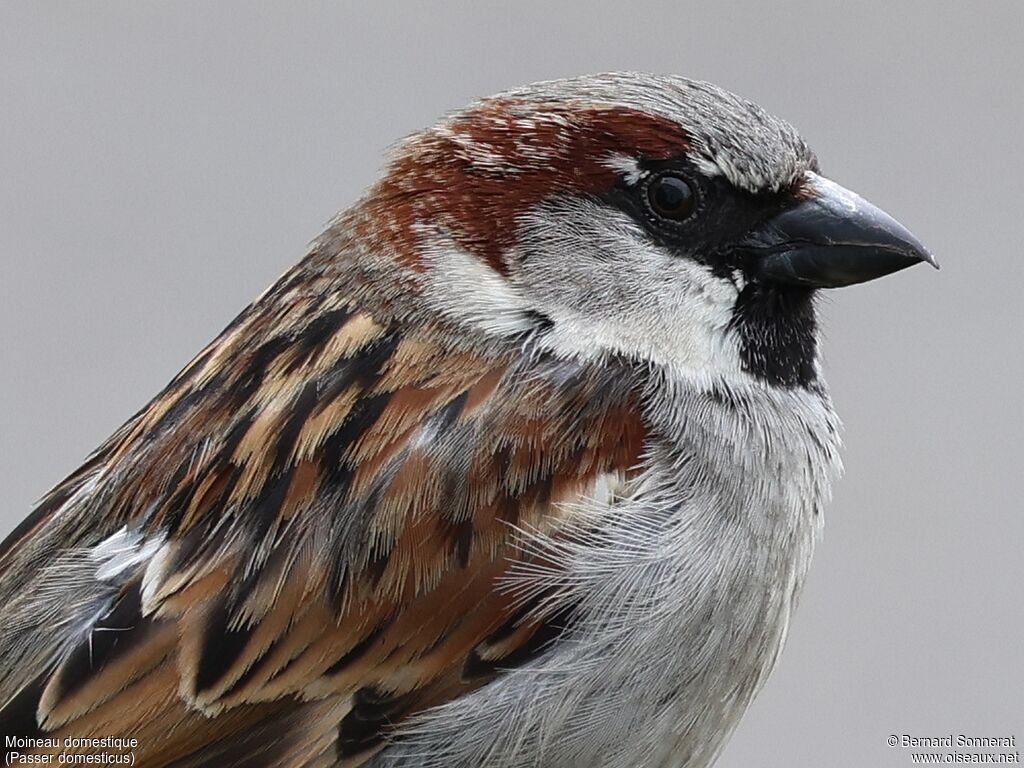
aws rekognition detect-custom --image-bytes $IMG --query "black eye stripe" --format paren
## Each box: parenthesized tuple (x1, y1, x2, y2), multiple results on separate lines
(601, 157, 798, 278)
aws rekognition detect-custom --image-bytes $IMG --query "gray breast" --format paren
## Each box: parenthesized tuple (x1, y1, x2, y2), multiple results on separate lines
(369, 377, 842, 768)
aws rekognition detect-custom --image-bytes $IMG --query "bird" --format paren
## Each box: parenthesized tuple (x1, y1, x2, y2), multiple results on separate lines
(0, 73, 935, 768)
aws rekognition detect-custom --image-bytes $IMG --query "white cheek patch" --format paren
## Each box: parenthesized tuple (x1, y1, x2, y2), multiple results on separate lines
(407, 202, 748, 383)
(538, 260, 743, 379)
(413, 223, 536, 339)
(513, 199, 746, 380)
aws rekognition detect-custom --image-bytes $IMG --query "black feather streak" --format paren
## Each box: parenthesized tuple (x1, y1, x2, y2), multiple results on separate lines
(463, 603, 577, 680)
(194, 596, 256, 696)
(336, 686, 408, 758)
(51, 583, 148, 702)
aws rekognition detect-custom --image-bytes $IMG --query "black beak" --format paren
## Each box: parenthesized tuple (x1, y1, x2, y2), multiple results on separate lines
(743, 173, 938, 288)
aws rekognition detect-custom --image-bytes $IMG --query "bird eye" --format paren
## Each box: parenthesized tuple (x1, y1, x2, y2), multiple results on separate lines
(646, 173, 696, 222)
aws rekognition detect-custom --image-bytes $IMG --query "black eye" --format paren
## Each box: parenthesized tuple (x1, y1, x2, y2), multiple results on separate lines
(646, 173, 696, 221)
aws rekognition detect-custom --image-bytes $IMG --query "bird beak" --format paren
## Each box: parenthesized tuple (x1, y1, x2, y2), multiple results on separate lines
(744, 172, 938, 288)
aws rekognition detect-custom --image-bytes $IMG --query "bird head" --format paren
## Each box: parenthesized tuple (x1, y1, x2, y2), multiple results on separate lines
(351, 73, 935, 389)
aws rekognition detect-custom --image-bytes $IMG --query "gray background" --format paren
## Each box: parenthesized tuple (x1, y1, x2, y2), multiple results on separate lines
(1, 2, 1020, 766)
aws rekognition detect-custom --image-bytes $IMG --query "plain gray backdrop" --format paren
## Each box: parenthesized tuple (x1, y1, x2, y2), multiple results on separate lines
(1, 2, 1021, 766)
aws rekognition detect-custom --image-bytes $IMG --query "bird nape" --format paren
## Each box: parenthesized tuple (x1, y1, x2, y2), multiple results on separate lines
(0, 73, 934, 768)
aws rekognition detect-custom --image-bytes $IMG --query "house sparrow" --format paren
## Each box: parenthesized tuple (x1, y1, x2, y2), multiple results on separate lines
(0, 73, 935, 768)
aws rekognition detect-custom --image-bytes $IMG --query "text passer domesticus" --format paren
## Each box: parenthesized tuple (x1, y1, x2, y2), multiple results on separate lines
(0, 73, 935, 767)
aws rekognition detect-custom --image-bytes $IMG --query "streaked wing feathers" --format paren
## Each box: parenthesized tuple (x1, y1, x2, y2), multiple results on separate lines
(0, 273, 646, 765)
